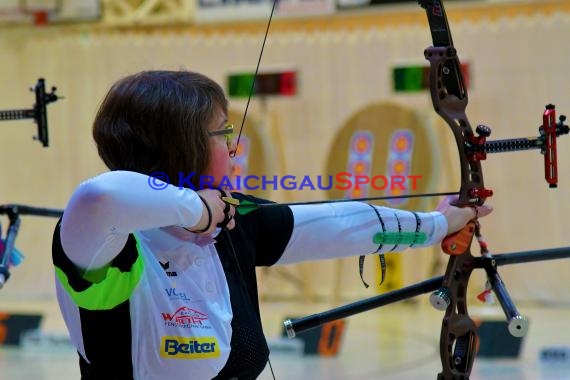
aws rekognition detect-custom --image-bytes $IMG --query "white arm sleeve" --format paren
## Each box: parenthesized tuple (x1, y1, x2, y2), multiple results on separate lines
(60, 171, 204, 271)
(276, 201, 447, 265)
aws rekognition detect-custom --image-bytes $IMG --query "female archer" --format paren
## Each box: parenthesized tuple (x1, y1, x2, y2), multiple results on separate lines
(52, 70, 491, 380)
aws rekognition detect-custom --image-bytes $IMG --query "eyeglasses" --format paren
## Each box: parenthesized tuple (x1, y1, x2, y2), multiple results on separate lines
(208, 124, 234, 146)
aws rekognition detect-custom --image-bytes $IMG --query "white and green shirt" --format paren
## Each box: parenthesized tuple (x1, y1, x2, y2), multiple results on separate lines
(53, 171, 447, 380)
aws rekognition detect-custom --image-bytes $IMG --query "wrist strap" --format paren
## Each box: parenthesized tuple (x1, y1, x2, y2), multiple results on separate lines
(194, 195, 212, 233)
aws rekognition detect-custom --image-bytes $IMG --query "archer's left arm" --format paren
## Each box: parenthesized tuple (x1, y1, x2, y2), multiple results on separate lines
(275, 202, 447, 265)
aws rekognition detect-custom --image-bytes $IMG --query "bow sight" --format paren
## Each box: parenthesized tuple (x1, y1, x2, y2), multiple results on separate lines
(0, 78, 60, 147)
(467, 105, 569, 189)
(0, 79, 62, 288)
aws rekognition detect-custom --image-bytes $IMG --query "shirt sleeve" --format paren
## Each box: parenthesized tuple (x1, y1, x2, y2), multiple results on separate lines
(60, 170, 204, 272)
(276, 201, 447, 265)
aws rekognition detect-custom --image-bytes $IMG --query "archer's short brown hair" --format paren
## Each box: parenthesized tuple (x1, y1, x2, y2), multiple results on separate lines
(93, 70, 228, 188)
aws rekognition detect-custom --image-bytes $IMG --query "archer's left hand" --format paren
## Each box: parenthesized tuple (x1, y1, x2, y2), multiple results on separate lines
(436, 195, 493, 235)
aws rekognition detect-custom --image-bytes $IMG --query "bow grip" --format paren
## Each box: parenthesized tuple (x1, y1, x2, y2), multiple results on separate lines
(441, 220, 476, 255)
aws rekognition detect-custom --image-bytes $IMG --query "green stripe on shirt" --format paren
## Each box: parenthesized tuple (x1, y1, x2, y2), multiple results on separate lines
(55, 246, 144, 311)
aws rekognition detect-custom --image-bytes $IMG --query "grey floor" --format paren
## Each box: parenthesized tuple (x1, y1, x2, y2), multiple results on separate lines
(1, 298, 569, 380)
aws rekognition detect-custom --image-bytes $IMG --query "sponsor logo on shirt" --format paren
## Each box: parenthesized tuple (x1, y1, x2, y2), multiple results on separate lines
(165, 287, 191, 302)
(161, 336, 220, 359)
(161, 306, 211, 329)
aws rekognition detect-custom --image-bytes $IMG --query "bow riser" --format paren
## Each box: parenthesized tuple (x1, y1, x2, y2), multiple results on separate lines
(424, 47, 489, 207)
(421, 2, 489, 379)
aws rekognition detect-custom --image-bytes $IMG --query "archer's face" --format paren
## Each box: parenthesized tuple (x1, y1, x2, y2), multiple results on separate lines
(204, 109, 236, 188)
